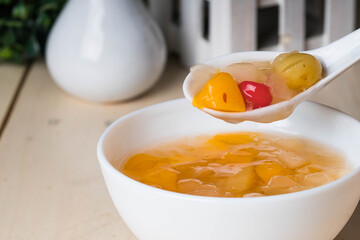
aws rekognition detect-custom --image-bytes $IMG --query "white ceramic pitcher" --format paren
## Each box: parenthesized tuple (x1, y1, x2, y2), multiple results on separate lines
(46, 0, 166, 102)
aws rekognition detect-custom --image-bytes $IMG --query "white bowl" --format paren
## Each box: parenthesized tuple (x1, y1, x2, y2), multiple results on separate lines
(97, 99, 360, 240)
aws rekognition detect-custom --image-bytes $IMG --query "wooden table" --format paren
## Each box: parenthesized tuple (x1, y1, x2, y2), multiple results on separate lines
(0, 57, 359, 240)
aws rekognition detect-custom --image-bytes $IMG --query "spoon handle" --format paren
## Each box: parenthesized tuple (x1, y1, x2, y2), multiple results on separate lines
(310, 29, 360, 76)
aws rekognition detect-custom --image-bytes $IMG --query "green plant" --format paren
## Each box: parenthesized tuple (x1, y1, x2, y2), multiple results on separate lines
(0, 0, 66, 64)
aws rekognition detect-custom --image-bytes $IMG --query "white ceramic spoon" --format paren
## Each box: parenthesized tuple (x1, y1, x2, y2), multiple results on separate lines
(183, 29, 360, 123)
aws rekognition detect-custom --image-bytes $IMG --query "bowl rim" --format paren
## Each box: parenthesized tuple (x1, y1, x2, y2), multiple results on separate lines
(97, 98, 360, 202)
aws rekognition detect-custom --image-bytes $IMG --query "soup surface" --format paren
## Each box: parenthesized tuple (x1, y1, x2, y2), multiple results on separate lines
(120, 132, 349, 197)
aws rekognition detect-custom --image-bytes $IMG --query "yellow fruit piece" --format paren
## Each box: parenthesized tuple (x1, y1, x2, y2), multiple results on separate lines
(262, 176, 302, 195)
(300, 172, 331, 187)
(205, 133, 257, 153)
(192, 72, 246, 112)
(275, 138, 305, 152)
(177, 179, 221, 197)
(123, 153, 162, 172)
(219, 152, 253, 164)
(277, 150, 308, 169)
(219, 167, 255, 194)
(193, 167, 217, 182)
(213, 132, 257, 145)
(255, 162, 291, 183)
(177, 179, 204, 193)
(166, 155, 199, 165)
(206, 138, 229, 150)
(272, 51, 322, 91)
(141, 167, 179, 191)
(171, 161, 207, 178)
(295, 165, 322, 175)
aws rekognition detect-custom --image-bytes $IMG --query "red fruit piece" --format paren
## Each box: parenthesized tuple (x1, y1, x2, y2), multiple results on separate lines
(239, 81, 273, 110)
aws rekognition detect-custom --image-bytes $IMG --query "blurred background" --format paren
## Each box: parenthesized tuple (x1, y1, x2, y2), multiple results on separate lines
(1, 0, 359, 65)
(0, 0, 66, 64)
